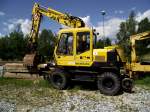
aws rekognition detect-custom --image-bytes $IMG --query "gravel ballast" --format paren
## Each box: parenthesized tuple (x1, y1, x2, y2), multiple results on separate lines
(0, 85, 150, 112)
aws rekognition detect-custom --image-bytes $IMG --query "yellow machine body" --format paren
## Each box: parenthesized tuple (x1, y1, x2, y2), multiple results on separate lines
(127, 31, 150, 76)
(54, 27, 116, 67)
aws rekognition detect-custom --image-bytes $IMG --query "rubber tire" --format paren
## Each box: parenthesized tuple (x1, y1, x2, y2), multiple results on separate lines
(97, 72, 121, 96)
(122, 78, 133, 93)
(50, 71, 69, 90)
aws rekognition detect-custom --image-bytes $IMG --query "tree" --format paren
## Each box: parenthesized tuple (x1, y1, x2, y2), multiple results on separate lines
(117, 22, 129, 43)
(0, 31, 27, 60)
(104, 38, 111, 46)
(117, 11, 137, 43)
(96, 38, 111, 48)
(38, 29, 56, 60)
(0, 28, 56, 61)
(137, 17, 150, 33)
(126, 11, 137, 35)
(96, 39, 104, 48)
(116, 11, 137, 61)
(11, 31, 28, 60)
(0, 36, 9, 60)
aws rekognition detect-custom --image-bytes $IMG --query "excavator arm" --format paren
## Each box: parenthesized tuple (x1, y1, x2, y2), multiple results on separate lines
(24, 3, 85, 67)
(29, 3, 85, 52)
(30, 3, 85, 46)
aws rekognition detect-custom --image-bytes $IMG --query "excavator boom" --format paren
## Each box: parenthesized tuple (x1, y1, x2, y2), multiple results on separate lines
(24, 3, 85, 67)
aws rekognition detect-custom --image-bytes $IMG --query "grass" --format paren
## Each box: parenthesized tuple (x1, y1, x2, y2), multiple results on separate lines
(0, 77, 50, 88)
(0, 77, 65, 106)
(0, 77, 95, 90)
(135, 75, 150, 88)
(1, 75, 150, 91)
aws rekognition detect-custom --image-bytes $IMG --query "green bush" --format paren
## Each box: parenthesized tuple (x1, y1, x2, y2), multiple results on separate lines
(135, 75, 150, 87)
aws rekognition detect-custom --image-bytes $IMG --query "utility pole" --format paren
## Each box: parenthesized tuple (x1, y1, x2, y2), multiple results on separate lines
(101, 10, 106, 46)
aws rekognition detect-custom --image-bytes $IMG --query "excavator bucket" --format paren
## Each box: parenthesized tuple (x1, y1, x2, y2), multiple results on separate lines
(23, 53, 38, 67)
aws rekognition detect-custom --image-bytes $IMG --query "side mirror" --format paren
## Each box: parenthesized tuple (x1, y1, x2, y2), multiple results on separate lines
(93, 29, 96, 32)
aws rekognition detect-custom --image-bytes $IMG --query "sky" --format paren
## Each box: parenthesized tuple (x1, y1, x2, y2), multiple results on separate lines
(0, 0, 150, 39)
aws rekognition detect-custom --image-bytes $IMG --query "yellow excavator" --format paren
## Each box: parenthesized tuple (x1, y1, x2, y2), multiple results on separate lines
(126, 31, 150, 77)
(23, 3, 133, 95)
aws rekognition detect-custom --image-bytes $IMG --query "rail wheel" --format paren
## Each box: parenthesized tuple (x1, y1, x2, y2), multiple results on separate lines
(97, 72, 121, 95)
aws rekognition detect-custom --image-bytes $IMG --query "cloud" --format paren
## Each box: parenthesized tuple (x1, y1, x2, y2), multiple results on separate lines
(95, 18, 125, 39)
(114, 10, 124, 14)
(0, 11, 5, 16)
(136, 9, 150, 22)
(61, 24, 69, 29)
(0, 33, 4, 37)
(0, 33, 2, 36)
(61, 16, 92, 28)
(80, 16, 92, 27)
(4, 18, 31, 35)
(2, 9, 149, 39)
(79, 9, 150, 39)
(131, 7, 136, 11)
(80, 16, 124, 39)
(20, 19, 32, 35)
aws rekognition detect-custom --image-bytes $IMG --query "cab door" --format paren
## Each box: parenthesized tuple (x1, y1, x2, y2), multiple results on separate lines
(75, 31, 93, 67)
(55, 32, 75, 66)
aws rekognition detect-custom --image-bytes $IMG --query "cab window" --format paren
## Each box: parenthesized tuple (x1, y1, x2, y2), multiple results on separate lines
(57, 33, 73, 55)
(77, 32, 90, 54)
(93, 33, 97, 49)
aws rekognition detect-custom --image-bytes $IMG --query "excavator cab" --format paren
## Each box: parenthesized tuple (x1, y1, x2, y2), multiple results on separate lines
(54, 27, 93, 67)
